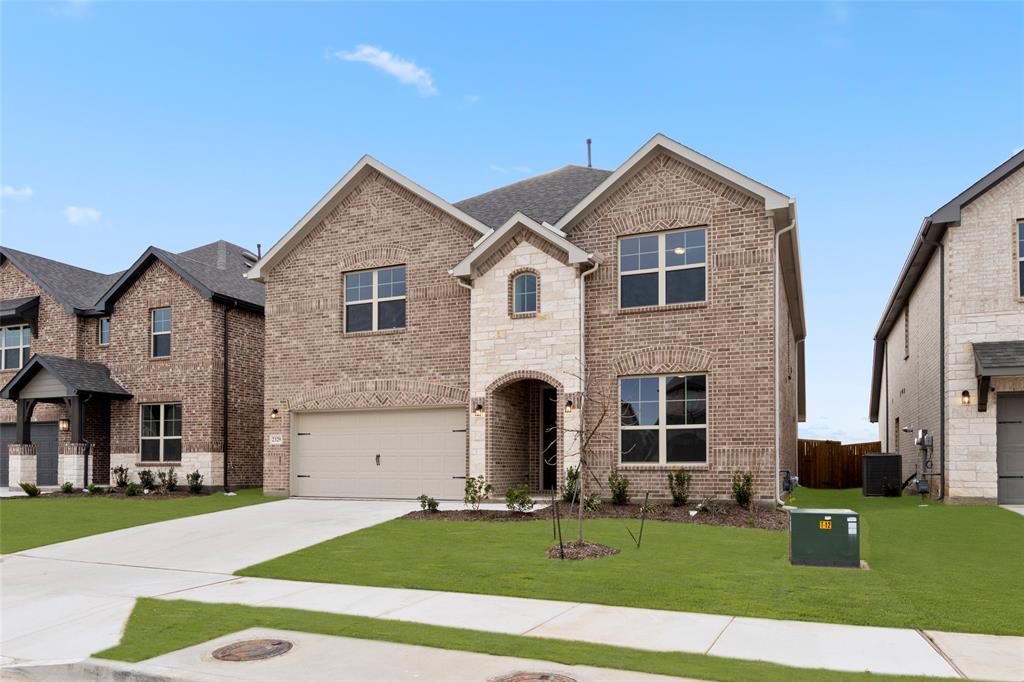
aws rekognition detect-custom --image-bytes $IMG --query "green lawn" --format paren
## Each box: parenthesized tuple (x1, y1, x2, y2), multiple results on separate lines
(239, 488, 1024, 636)
(95, 598, 954, 682)
(0, 488, 275, 554)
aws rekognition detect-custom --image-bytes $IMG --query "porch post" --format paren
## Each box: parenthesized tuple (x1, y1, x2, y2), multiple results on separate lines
(58, 396, 91, 487)
(14, 398, 36, 444)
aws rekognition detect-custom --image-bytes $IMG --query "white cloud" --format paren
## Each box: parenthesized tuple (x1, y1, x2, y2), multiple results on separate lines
(334, 45, 437, 96)
(2, 185, 33, 198)
(63, 206, 101, 225)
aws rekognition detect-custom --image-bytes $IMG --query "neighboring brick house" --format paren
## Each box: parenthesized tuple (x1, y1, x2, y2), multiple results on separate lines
(251, 134, 806, 503)
(0, 241, 265, 490)
(870, 150, 1024, 504)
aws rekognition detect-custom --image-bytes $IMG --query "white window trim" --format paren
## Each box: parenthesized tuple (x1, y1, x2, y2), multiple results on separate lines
(151, 308, 171, 358)
(618, 227, 707, 309)
(139, 403, 182, 462)
(0, 324, 31, 371)
(1017, 221, 1024, 297)
(513, 272, 538, 314)
(98, 317, 111, 346)
(618, 373, 708, 466)
(344, 266, 406, 332)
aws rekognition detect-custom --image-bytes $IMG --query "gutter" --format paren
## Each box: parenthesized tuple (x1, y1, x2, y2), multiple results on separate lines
(579, 260, 599, 393)
(775, 219, 796, 507)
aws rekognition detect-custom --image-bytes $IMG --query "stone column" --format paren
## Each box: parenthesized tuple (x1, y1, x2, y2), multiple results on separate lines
(58, 443, 92, 488)
(8, 443, 38, 490)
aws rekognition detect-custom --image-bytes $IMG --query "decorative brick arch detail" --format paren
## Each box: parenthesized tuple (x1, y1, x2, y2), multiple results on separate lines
(613, 345, 713, 376)
(339, 245, 413, 272)
(486, 370, 564, 394)
(287, 379, 469, 411)
(507, 267, 540, 318)
(610, 202, 713, 236)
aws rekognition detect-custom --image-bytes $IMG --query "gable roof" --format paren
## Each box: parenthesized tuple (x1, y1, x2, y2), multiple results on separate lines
(454, 165, 612, 229)
(0, 354, 131, 400)
(451, 212, 593, 278)
(868, 150, 1024, 421)
(0, 247, 121, 313)
(247, 155, 492, 281)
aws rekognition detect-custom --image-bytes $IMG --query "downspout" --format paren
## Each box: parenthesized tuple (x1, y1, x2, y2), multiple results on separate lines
(222, 302, 237, 492)
(775, 220, 796, 507)
(578, 260, 599, 392)
(884, 340, 889, 450)
(922, 234, 946, 500)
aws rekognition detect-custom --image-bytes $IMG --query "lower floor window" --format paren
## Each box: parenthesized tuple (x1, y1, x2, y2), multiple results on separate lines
(619, 374, 707, 464)
(141, 403, 182, 462)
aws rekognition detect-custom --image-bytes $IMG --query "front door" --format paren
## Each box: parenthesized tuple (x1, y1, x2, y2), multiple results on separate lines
(541, 388, 557, 490)
(997, 394, 1024, 504)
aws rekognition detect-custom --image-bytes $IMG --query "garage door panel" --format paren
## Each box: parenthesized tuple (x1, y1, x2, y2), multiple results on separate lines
(293, 407, 466, 499)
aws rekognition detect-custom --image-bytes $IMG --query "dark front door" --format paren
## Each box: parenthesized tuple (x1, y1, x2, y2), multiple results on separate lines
(0, 422, 59, 487)
(997, 394, 1024, 504)
(541, 388, 557, 490)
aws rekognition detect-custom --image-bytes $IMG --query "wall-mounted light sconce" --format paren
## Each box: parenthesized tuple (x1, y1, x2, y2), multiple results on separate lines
(961, 390, 971, 406)
(473, 403, 485, 417)
(270, 408, 280, 420)
(565, 399, 575, 413)
(58, 418, 70, 433)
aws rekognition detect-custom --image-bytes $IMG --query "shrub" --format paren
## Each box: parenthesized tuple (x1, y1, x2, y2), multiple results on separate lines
(561, 465, 580, 503)
(125, 482, 142, 497)
(463, 476, 492, 510)
(668, 470, 690, 507)
(86, 483, 100, 495)
(111, 465, 130, 488)
(505, 484, 535, 512)
(186, 470, 204, 494)
(158, 469, 178, 492)
(137, 469, 156, 491)
(732, 470, 754, 508)
(417, 494, 439, 512)
(608, 471, 630, 506)
(60, 481, 74, 494)
(19, 482, 40, 497)
(583, 492, 601, 512)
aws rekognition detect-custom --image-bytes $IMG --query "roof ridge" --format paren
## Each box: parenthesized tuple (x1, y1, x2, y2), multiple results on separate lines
(0, 245, 117, 278)
(454, 165, 612, 205)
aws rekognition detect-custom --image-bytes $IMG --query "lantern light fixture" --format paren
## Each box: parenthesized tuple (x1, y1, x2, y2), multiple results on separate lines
(473, 403, 485, 417)
(961, 390, 971, 406)
(270, 408, 280, 420)
(565, 399, 575, 413)
(58, 418, 70, 433)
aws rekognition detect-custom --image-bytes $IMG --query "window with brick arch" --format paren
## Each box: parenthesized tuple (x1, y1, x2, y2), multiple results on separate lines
(512, 272, 537, 314)
(344, 265, 406, 333)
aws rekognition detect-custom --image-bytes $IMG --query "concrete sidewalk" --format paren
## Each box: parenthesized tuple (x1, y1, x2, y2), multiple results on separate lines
(163, 575, 1024, 680)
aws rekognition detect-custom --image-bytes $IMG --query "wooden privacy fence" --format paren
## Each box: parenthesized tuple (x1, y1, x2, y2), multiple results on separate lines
(797, 439, 882, 489)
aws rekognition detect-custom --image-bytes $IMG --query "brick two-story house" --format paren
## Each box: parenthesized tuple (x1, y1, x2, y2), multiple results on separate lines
(0, 241, 265, 490)
(870, 150, 1024, 504)
(250, 134, 806, 503)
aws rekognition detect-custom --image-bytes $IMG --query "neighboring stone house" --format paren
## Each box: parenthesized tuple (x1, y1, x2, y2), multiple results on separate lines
(0, 241, 265, 490)
(251, 134, 806, 503)
(869, 150, 1024, 504)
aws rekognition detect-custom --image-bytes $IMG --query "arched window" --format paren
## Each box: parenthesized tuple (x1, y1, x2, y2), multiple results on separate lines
(512, 272, 538, 314)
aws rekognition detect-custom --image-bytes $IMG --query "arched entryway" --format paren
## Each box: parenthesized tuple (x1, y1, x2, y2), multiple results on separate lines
(485, 371, 563, 494)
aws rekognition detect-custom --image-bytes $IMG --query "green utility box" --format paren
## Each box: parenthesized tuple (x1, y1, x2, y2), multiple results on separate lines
(789, 508, 860, 568)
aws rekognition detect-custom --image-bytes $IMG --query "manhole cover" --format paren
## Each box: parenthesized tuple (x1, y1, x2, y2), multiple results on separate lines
(212, 639, 293, 662)
(489, 673, 577, 682)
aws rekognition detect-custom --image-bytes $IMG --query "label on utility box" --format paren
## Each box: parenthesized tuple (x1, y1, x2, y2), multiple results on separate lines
(848, 517, 858, 535)
(819, 519, 832, 530)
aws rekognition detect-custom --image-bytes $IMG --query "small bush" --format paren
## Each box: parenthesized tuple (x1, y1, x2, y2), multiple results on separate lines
(60, 481, 74, 494)
(137, 469, 156, 491)
(668, 470, 690, 507)
(186, 470, 204, 494)
(732, 470, 754, 508)
(608, 471, 630, 506)
(111, 465, 130, 488)
(125, 482, 142, 497)
(505, 484, 535, 512)
(19, 482, 40, 497)
(583, 492, 601, 512)
(86, 483, 100, 495)
(158, 469, 178, 492)
(697, 496, 723, 515)
(463, 476, 492, 510)
(561, 465, 580, 503)
(417, 494, 439, 512)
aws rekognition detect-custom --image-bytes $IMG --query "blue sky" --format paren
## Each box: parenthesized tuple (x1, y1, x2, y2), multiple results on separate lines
(2, 1, 1022, 442)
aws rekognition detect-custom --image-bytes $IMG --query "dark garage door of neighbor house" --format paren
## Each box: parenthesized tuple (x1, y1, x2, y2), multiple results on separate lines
(997, 394, 1024, 505)
(0, 422, 59, 488)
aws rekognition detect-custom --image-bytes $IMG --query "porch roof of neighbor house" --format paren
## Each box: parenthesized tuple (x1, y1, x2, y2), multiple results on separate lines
(0, 354, 132, 401)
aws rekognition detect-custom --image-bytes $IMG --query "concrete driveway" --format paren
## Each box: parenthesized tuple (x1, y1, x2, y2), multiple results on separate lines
(0, 498, 416, 666)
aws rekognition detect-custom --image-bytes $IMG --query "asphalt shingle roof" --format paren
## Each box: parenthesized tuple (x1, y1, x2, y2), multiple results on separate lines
(0, 354, 130, 399)
(0, 248, 122, 311)
(973, 341, 1024, 373)
(454, 165, 612, 229)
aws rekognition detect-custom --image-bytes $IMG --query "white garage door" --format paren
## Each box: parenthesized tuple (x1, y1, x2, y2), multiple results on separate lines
(292, 407, 467, 499)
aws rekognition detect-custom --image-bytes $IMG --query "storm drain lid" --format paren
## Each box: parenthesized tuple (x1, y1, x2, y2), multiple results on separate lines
(212, 639, 293, 662)
(489, 673, 577, 682)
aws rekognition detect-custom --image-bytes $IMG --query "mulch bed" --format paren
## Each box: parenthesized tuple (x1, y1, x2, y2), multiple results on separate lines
(402, 501, 787, 531)
(13, 488, 210, 500)
(547, 540, 620, 561)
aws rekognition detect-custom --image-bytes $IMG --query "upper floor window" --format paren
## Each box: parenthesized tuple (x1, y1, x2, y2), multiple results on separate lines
(512, 272, 538, 315)
(151, 308, 171, 357)
(1018, 221, 1024, 297)
(619, 228, 706, 309)
(140, 403, 182, 462)
(345, 266, 406, 333)
(619, 374, 707, 464)
(98, 317, 111, 346)
(1, 325, 31, 371)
